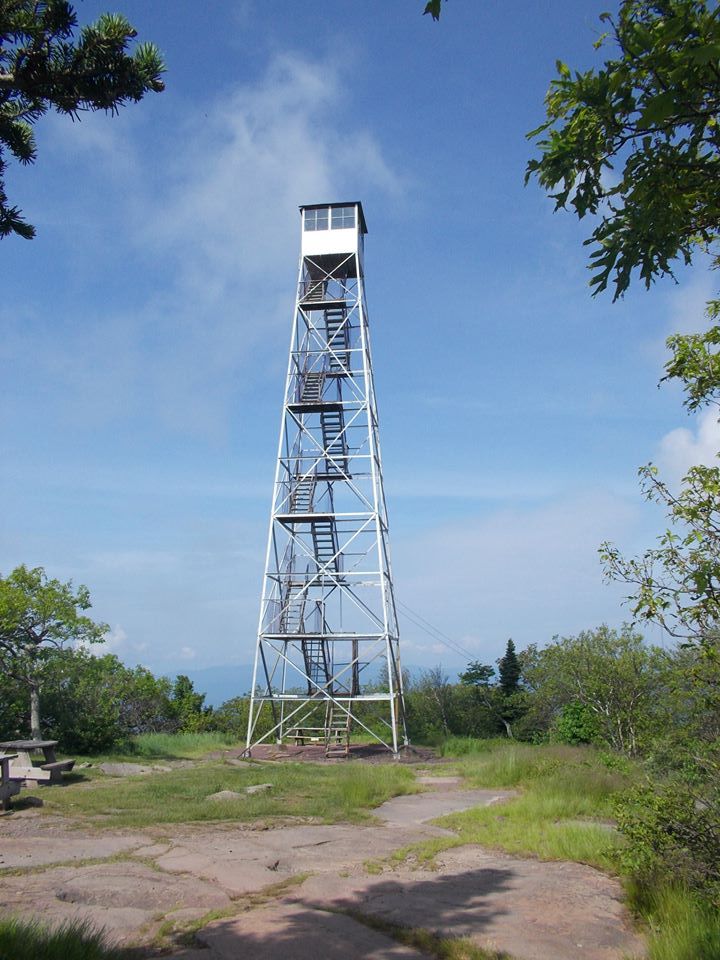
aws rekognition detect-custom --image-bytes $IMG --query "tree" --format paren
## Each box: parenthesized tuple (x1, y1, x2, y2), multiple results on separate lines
(118, 664, 175, 736)
(527, 0, 720, 414)
(458, 660, 494, 687)
(415, 665, 453, 736)
(459, 657, 527, 738)
(0, 1, 165, 239)
(527, 3, 720, 895)
(527, 0, 720, 651)
(526, 0, 720, 301)
(41, 648, 130, 751)
(0, 565, 107, 738)
(522, 625, 665, 754)
(423, 1, 445, 20)
(498, 638, 521, 695)
(171, 674, 212, 732)
(601, 464, 720, 645)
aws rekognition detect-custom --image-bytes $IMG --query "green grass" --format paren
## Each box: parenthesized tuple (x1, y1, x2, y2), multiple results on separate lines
(437, 736, 502, 758)
(0, 917, 125, 960)
(419, 740, 720, 960)
(626, 882, 720, 960)
(42, 758, 418, 828)
(125, 730, 240, 758)
(395, 741, 635, 871)
(67, 731, 242, 766)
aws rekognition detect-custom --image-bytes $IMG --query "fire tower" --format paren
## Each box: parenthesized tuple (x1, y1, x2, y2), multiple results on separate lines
(246, 202, 407, 758)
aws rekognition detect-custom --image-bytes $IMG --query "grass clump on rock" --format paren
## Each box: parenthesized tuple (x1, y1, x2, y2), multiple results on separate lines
(0, 917, 122, 960)
(397, 740, 634, 871)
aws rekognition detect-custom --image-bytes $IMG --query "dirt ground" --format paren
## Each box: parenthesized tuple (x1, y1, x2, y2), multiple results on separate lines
(241, 743, 440, 763)
(0, 759, 645, 960)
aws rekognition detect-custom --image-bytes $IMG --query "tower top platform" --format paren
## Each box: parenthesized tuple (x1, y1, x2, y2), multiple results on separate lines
(299, 202, 367, 264)
(299, 202, 367, 234)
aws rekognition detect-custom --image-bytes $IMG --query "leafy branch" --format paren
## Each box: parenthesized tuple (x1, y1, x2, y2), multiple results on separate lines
(0, 1, 165, 239)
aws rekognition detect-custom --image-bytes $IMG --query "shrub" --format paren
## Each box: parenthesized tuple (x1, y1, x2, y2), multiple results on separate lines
(554, 700, 600, 745)
(615, 771, 720, 908)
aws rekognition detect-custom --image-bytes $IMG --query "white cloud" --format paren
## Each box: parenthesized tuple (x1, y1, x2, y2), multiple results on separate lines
(658, 407, 720, 484)
(83, 624, 147, 659)
(643, 269, 716, 368)
(104, 624, 128, 651)
(6, 53, 400, 440)
(179, 646, 197, 661)
(665, 270, 716, 336)
(147, 54, 399, 284)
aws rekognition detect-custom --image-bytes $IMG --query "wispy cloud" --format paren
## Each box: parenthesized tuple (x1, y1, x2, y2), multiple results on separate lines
(5, 53, 401, 441)
(658, 407, 720, 485)
(642, 269, 717, 369)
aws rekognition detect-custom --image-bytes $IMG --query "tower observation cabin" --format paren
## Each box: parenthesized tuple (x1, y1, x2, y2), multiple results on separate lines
(245, 202, 407, 758)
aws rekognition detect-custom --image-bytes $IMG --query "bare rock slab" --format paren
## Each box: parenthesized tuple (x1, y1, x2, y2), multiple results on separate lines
(375, 788, 514, 826)
(295, 846, 644, 960)
(0, 823, 147, 870)
(208, 790, 245, 801)
(98, 762, 160, 777)
(245, 783, 273, 795)
(0, 861, 230, 944)
(153, 822, 436, 897)
(173, 901, 425, 960)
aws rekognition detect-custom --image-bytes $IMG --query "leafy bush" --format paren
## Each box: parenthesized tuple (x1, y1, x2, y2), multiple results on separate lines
(554, 700, 600, 745)
(0, 672, 28, 739)
(615, 771, 720, 908)
(0, 647, 221, 752)
(212, 695, 275, 742)
(39, 650, 179, 751)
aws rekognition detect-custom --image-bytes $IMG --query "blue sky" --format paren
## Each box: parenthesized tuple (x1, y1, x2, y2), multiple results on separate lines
(2, 1, 718, 689)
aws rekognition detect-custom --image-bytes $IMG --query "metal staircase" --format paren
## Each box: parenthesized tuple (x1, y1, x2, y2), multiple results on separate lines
(290, 474, 315, 513)
(324, 703, 351, 758)
(279, 582, 305, 633)
(302, 637, 331, 694)
(320, 407, 348, 476)
(302, 279, 327, 303)
(311, 519, 339, 572)
(325, 308, 349, 375)
(300, 371, 324, 405)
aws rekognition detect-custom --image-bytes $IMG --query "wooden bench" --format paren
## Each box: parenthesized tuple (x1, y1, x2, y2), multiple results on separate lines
(41, 759, 75, 783)
(287, 727, 323, 745)
(0, 754, 51, 783)
(0, 754, 22, 810)
(0, 740, 74, 785)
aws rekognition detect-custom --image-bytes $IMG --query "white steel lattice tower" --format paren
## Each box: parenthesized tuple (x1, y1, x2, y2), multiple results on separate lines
(246, 202, 408, 758)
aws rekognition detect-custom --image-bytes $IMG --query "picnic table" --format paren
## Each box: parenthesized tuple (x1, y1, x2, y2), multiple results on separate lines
(0, 739, 75, 785)
(0, 754, 21, 810)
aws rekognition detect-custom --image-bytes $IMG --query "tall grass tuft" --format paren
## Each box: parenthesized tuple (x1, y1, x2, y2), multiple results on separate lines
(0, 917, 122, 960)
(126, 731, 239, 759)
(626, 883, 720, 960)
(404, 739, 636, 870)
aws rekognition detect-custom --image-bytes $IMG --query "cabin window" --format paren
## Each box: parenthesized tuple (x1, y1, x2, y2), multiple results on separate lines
(331, 206, 355, 229)
(304, 208, 329, 231)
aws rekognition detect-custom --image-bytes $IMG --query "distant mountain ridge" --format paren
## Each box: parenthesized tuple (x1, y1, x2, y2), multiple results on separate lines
(182, 664, 255, 707)
(182, 662, 433, 708)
